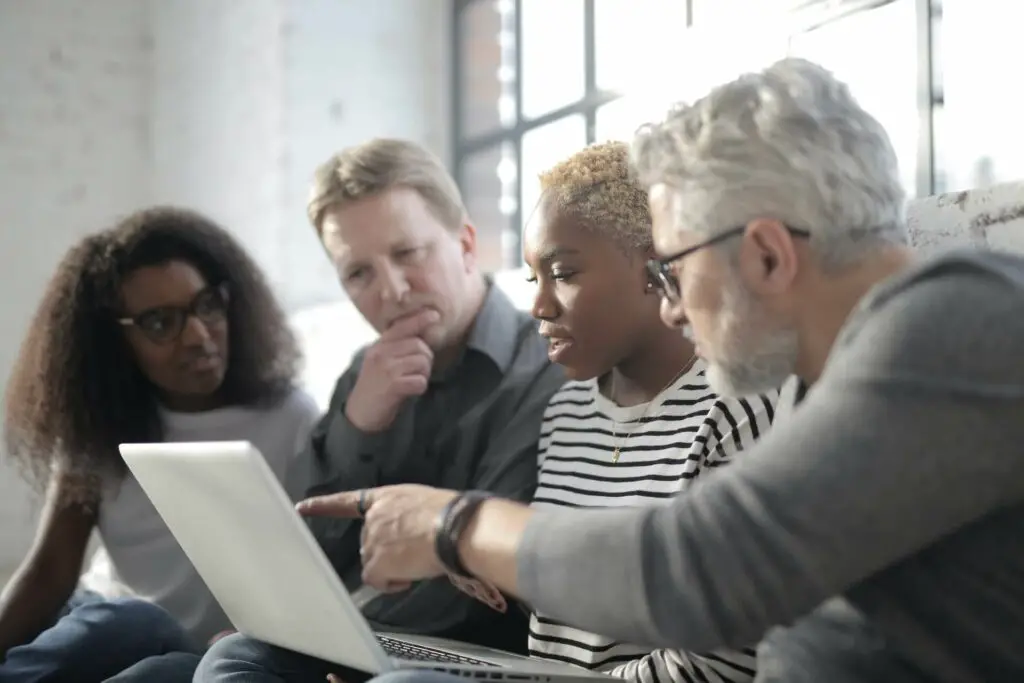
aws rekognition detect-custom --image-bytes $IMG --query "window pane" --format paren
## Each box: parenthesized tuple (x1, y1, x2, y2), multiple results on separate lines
(521, 0, 585, 119)
(673, 26, 785, 104)
(459, 0, 516, 138)
(935, 0, 1024, 193)
(788, 0, 918, 197)
(520, 116, 588, 236)
(595, 96, 669, 144)
(595, 0, 688, 93)
(691, 0, 781, 27)
(462, 143, 518, 272)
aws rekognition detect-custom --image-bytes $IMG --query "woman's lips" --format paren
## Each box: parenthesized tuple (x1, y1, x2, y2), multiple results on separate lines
(188, 354, 222, 374)
(546, 337, 574, 363)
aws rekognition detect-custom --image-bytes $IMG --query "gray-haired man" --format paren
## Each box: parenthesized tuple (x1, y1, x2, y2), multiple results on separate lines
(315, 60, 1024, 683)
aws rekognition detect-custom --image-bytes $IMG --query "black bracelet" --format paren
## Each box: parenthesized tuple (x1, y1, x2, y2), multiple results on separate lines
(435, 491, 492, 578)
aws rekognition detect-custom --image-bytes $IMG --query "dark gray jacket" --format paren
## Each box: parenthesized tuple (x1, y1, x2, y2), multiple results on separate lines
(296, 285, 564, 653)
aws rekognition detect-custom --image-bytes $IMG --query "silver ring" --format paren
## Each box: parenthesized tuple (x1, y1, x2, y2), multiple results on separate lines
(357, 489, 369, 518)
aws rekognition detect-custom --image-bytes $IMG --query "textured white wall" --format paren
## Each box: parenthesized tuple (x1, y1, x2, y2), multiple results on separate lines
(149, 0, 451, 311)
(909, 182, 1024, 255)
(0, 0, 449, 576)
(281, 0, 451, 308)
(0, 0, 154, 574)
(149, 0, 290, 300)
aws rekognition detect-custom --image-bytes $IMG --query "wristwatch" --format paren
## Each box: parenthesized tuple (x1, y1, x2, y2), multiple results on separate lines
(434, 490, 492, 578)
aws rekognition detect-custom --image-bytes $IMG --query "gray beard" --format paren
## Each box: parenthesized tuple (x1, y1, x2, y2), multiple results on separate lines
(704, 282, 799, 398)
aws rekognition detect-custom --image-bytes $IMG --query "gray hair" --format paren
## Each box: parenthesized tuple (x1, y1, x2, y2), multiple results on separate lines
(631, 58, 907, 270)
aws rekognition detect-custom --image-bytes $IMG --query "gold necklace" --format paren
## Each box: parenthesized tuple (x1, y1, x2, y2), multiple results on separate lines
(608, 354, 698, 463)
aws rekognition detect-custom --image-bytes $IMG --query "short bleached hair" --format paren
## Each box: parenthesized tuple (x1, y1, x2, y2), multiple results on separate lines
(631, 58, 907, 270)
(539, 141, 652, 251)
(308, 138, 466, 233)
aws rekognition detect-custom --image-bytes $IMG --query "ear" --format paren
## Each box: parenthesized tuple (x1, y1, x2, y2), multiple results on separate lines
(737, 218, 799, 295)
(458, 221, 478, 272)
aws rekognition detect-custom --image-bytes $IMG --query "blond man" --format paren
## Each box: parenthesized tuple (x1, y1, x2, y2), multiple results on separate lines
(197, 139, 565, 683)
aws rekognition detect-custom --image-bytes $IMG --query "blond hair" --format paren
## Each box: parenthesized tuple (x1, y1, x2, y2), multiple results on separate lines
(538, 141, 652, 250)
(308, 138, 466, 232)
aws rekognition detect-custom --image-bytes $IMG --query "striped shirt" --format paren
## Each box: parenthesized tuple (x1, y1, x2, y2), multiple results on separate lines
(528, 359, 778, 683)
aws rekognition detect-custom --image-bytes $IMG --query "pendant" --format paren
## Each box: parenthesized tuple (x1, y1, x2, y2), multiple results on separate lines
(612, 448, 620, 463)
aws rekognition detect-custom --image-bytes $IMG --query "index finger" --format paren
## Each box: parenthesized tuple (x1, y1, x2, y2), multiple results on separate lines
(296, 490, 365, 518)
(382, 308, 439, 341)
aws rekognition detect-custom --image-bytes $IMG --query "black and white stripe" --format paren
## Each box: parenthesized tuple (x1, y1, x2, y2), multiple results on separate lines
(529, 359, 777, 683)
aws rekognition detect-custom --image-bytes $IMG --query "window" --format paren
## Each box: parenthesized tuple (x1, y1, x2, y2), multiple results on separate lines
(933, 0, 1024, 193)
(595, 98, 651, 144)
(676, 24, 786, 103)
(788, 0, 920, 197)
(520, 116, 588, 235)
(690, 0, 782, 27)
(520, 0, 585, 118)
(462, 143, 518, 269)
(595, 0, 688, 94)
(454, 0, 684, 271)
(455, 0, 996, 270)
(595, 95, 680, 144)
(457, 0, 515, 139)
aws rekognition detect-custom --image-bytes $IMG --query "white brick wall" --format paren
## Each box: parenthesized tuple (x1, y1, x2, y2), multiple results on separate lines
(281, 0, 451, 308)
(149, 0, 451, 311)
(0, 0, 449, 575)
(0, 0, 154, 572)
(149, 0, 289, 300)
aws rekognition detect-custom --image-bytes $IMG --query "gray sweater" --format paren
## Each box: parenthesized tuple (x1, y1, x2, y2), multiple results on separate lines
(517, 249, 1024, 683)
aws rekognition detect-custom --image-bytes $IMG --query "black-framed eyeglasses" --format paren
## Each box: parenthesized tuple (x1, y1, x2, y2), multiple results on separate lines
(645, 225, 811, 303)
(118, 283, 230, 344)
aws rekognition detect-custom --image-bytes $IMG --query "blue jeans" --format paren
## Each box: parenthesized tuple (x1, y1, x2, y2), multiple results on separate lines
(0, 592, 200, 683)
(194, 633, 367, 683)
(104, 651, 201, 683)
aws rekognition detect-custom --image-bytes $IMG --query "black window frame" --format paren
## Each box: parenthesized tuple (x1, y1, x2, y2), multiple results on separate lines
(451, 0, 939, 270)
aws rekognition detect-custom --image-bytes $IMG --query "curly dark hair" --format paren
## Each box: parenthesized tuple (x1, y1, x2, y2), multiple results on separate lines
(4, 206, 302, 505)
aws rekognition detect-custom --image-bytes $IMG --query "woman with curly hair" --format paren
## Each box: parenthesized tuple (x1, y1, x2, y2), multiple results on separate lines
(0, 206, 320, 682)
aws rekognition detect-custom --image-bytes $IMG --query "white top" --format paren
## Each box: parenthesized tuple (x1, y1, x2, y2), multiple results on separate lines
(528, 360, 778, 683)
(79, 388, 320, 645)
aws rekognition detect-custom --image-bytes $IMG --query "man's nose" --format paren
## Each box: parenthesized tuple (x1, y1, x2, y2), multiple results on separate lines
(378, 263, 410, 304)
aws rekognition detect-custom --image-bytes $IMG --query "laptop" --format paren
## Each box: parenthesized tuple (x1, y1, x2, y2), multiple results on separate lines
(119, 440, 611, 682)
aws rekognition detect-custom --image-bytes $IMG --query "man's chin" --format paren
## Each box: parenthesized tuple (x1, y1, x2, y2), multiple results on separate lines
(705, 361, 788, 398)
(420, 325, 448, 351)
(705, 364, 743, 397)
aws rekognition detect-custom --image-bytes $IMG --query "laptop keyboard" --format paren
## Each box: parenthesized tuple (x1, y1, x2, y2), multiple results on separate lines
(377, 635, 497, 667)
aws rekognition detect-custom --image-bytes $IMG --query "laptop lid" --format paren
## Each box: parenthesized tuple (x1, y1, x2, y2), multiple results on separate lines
(119, 440, 393, 674)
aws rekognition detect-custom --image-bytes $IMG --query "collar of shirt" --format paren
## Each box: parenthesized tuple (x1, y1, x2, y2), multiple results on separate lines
(464, 278, 522, 374)
(432, 278, 522, 385)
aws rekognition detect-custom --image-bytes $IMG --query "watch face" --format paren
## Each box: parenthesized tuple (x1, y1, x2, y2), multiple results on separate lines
(448, 573, 508, 613)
